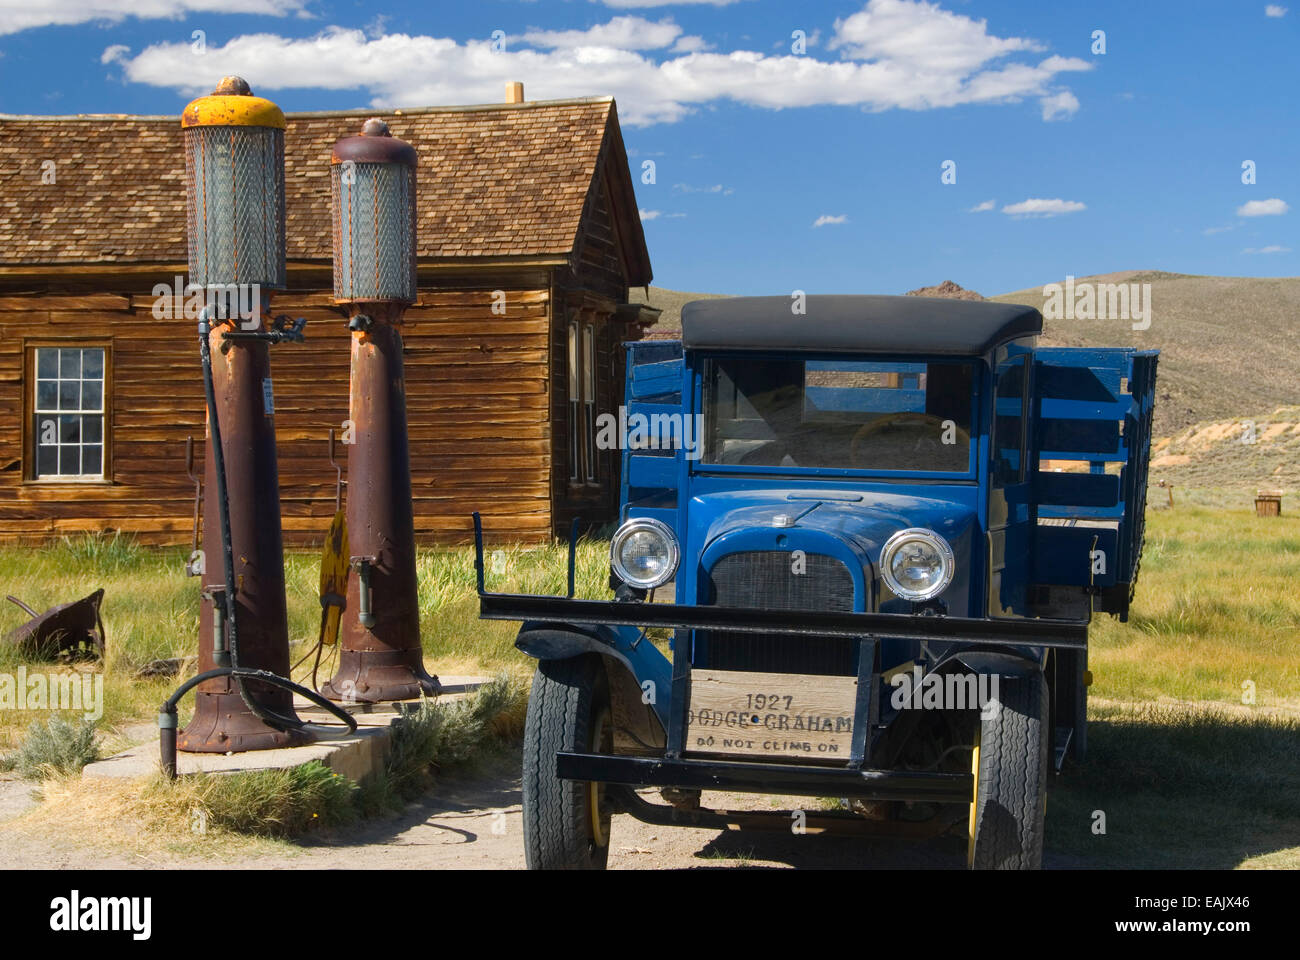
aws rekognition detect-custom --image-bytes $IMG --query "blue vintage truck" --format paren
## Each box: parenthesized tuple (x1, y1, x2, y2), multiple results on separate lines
(475, 295, 1157, 869)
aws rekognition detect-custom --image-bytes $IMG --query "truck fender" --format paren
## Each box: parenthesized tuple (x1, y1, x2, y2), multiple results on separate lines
(515, 621, 635, 673)
(515, 621, 668, 752)
(945, 648, 1045, 678)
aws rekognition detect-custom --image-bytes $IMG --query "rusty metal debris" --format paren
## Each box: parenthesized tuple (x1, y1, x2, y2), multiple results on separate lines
(3, 589, 105, 662)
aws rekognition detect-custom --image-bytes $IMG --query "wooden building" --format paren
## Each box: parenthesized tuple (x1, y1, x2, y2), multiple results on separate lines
(0, 92, 658, 544)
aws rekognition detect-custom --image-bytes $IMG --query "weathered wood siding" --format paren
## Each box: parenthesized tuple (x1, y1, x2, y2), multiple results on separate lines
(0, 272, 553, 545)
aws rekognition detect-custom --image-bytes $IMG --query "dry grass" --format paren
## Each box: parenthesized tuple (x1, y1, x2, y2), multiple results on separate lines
(1090, 507, 1300, 705)
(0, 534, 609, 754)
(3, 672, 529, 852)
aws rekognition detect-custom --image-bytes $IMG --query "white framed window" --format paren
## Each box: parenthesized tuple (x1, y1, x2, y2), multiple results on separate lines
(32, 346, 106, 481)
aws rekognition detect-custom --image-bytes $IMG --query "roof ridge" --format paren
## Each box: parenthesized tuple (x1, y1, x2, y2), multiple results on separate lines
(0, 95, 615, 124)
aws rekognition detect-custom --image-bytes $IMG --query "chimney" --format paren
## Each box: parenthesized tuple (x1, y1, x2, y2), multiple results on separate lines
(505, 81, 525, 104)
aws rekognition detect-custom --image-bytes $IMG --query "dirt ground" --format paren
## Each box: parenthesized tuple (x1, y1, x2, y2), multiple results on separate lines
(0, 754, 1074, 870)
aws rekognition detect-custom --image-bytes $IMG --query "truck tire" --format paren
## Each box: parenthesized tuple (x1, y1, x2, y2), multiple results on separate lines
(522, 654, 613, 870)
(967, 673, 1048, 870)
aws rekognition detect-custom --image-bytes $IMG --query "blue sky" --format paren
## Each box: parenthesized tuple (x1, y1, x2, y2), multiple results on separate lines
(0, 0, 1295, 295)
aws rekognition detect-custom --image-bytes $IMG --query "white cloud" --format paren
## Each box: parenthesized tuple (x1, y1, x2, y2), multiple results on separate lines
(968, 199, 995, 212)
(1203, 224, 1236, 235)
(1001, 198, 1086, 217)
(1265, 5, 1288, 17)
(0, 0, 307, 36)
(831, 0, 1044, 71)
(1243, 245, 1291, 254)
(102, 1, 1092, 127)
(812, 214, 848, 227)
(520, 17, 685, 52)
(1040, 90, 1079, 121)
(671, 34, 712, 53)
(100, 44, 129, 64)
(674, 183, 732, 194)
(639, 209, 661, 220)
(1237, 198, 1290, 217)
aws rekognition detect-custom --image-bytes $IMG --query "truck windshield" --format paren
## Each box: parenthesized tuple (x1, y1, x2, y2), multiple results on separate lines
(702, 357, 974, 473)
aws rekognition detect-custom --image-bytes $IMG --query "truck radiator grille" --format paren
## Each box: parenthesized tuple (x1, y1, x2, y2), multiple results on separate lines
(702, 551, 856, 675)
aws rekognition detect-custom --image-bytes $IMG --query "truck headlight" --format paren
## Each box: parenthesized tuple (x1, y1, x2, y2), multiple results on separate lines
(611, 518, 679, 589)
(880, 528, 954, 601)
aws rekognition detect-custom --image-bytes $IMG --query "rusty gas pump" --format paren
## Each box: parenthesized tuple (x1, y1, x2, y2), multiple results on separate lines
(157, 78, 354, 773)
(321, 119, 439, 703)
(176, 77, 308, 752)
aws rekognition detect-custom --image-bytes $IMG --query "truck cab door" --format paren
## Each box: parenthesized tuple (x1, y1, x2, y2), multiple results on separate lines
(989, 351, 1032, 617)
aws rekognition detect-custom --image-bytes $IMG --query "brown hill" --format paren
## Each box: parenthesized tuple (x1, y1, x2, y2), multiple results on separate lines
(906, 280, 983, 300)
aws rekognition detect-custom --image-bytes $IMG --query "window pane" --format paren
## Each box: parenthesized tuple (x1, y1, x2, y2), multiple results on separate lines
(59, 349, 80, 379)
(37, 350, 57, 379)
(37, 380, 57, 410)
(583, 326, 596, 400)
(567, 323, 579, 397)
(82, 349, 104, 379)
(81, 380, 103, 411)
(36, 416, 57, 445)
(83, 415, 102, 444)
(568, 402, 580, 480)
(59, 381, 80, 411)
(59, 414, 80, 443)
(58, 444, 78, 475)
(705, 358, 973, 472)
(37, 444, 57, 477)
(82, 445, 103, 476)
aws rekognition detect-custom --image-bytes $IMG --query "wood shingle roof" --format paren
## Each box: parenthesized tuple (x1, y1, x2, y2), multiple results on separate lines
(0, 96, 649, 280)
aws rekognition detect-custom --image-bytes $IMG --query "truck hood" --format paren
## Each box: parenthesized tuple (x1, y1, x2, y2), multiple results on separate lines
(688, 488, 978, 611)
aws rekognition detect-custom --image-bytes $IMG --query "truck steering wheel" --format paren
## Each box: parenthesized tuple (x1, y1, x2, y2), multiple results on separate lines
(850, 413, 969, 468)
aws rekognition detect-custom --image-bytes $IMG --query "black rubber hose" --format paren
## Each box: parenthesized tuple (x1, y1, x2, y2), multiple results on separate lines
(159, 666, 359, 778)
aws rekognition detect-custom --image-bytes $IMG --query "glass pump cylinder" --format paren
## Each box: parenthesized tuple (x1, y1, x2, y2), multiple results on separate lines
(182, 75, 287, 292)
(331, 117, 417, 303)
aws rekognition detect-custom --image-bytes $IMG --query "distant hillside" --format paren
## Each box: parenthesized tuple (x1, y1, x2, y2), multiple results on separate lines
(1148, 406, 1300, 491)
(990, 271, 1300, 440)
(636, 272, 1300, 443)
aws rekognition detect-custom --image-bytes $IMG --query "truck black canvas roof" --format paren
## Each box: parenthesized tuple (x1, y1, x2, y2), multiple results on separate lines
(680, 295, 1042, 356)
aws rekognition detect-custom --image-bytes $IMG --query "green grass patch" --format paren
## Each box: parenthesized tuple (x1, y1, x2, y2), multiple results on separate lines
(0, 533, 609, 753)
(1089, 507, 1300, 706)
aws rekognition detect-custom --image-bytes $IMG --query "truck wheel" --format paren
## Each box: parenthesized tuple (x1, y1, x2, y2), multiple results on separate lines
(967, 673, 1048, 870)
(522, 655, 613, 870)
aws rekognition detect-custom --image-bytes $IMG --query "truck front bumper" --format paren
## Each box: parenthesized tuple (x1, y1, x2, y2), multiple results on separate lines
(557, 751, 972, 804)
